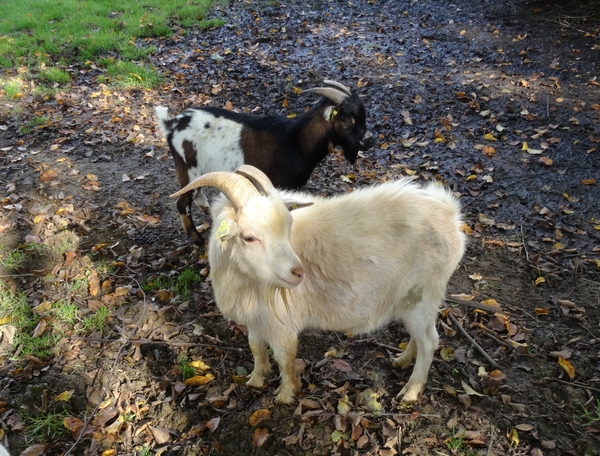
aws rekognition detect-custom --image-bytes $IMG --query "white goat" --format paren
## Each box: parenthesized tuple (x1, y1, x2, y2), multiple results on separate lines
(172, 165, 465, 403)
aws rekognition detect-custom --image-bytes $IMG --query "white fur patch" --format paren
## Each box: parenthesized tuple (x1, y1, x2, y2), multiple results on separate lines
(170, 110, 245, 207)
(171, 110, 245, 178)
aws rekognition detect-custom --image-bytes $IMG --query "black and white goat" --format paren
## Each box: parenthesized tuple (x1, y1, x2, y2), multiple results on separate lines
(155, 80, 374, 244)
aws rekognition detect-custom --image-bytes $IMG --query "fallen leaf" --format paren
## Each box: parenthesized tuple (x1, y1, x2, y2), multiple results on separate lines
(461, 381, 484, 396)
(184, 374, 215, 386)
(582, 178, 596, 185)
(558, 357, 575, 379)
(534, 277, 546, 286)
(252, 428, 271, 447)
(54, 390, 74, 402)
(149, 425, 171, 444)
(40, 169, 59, 182)
(508, 428, 519, 445)
(189, 360, 211, 371)
(249, 409, 271, 427)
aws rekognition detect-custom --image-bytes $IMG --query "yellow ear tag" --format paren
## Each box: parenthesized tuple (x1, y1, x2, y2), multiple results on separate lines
(324, 106, 339, 122)
(214, 220, 230, 241)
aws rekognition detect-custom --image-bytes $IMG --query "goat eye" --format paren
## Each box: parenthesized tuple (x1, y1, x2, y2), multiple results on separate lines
(242, 235, 258, 243)
(344, 117, 355, 125)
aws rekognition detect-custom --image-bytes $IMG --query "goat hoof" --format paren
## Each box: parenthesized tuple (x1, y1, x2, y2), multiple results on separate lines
(397, 384, 422, 404)
(246, 373, 265, 389)
(274, 390, 295, 404)
(391, 355, 413, 369)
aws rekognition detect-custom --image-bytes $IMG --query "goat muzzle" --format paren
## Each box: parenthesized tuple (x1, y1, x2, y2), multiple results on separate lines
(359, 131, 375, 150)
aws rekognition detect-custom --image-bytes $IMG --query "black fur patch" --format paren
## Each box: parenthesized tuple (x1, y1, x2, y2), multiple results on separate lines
(175, 115, 192, 132)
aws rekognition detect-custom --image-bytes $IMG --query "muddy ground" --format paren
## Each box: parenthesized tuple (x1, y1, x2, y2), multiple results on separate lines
(1, 0, 600, 455)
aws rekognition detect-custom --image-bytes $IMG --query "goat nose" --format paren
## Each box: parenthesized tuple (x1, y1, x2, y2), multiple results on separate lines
(360, 132, 374, 149)
(291, 265, 305, 280)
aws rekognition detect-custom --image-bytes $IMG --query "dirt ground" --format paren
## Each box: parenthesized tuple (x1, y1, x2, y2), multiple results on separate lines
(1, 0, 600, 455)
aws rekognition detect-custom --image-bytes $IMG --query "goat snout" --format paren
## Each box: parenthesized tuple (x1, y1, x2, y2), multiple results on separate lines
(359, 131, 374, 150)
(291, 265, 305, 281)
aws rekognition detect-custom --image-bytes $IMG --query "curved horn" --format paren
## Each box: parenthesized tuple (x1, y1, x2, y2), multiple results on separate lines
(170, 171, 259, 211)
(235, 165, 274, 196)
(323, 80, 352, 96)
(303, 87, 347, 105)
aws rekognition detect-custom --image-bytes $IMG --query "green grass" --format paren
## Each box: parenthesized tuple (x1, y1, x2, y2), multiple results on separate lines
(143, 268, 202, 301)
(80, 306, 110, 333)
(0, 0, 221, 74)
(180, 362, 196, 381)
(22, 408, 72, 440)
(0, 284, 59, 359)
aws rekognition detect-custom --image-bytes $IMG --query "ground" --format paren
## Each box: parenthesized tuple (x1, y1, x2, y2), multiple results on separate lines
(1, 0, 600, 455)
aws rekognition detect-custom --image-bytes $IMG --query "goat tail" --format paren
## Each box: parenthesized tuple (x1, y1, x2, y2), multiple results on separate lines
(154, 106, 171, 135)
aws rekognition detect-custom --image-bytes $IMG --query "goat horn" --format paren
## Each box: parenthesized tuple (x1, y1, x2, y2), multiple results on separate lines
(170, 171, 258, 211)
(303, 87, 347, 105)
(235, 165, 274, 196)
(323, 80, 352, 96)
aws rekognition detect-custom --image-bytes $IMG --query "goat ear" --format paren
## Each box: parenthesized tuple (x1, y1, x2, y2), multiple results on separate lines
(323, 106, 339, 122)
(213, 219, 238, 242)
(282, 200, 313, 212)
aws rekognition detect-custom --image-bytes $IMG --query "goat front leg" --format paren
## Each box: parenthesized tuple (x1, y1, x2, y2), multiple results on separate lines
(271, 334, 301, 404)
(246, 332, 271, 389)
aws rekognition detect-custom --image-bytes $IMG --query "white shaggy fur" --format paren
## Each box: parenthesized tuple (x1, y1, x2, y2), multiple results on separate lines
(202, 170, 466, 404)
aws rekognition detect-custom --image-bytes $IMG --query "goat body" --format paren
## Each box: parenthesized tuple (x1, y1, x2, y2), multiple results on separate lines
(174, 166, 465, 404)
(156, 81, 373, 244)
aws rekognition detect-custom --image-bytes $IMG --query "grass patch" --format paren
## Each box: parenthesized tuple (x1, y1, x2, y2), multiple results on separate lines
(101, 59, 164, 89)
(22, 408, 73, 440)
(0, 284, 58, 359)
(0, 0, 221, 70)
(143, 268, 202, 301)
(80, 306, 110, 333)
(39, 66, 70, 84)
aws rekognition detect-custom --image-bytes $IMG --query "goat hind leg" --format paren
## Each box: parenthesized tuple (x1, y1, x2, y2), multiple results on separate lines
(392, 338, 417, 369)
(246, 333, 271, 389)
(397, 314, 439, 403)
(176, 192, 203, 245)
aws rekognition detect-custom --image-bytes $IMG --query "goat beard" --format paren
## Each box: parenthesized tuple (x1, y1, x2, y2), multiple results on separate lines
(263, 286, 292, 326)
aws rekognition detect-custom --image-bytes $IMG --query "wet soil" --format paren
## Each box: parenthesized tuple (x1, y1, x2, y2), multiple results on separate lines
(1, 0, 600, 455)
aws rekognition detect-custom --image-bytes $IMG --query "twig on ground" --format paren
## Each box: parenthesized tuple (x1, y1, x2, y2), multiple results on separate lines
(487, 426, 495, 456)
(444, 296, 501, 313)
(448, 312, 499, 367)
(63, 274, 148, 456)
(476, 324, 513, 350)
(68, 336, 244, 351)
(542, 377, 600, 394)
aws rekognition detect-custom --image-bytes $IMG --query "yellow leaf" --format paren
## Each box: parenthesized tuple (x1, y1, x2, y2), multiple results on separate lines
(582, 178, 596, 185)
(558, 358, 575, 380)
(440, 346, 455, 361)
(189, 360, 210, 371)
(249, 409, 271, 426)
(466, 174, 477, 181)
(522, 142, 528, 150)
(0, 315, 11, 325)
(404, 169, 417, 175)
(184, 373, 215, 386)
(469, 273, 483, 281)
(337, 394, 351, 415)
(54, 390, 74, 402)
(508, 428, 519, 445)
(398, 341, 409, 350)
(483, 133, 497, 141)
(535, 307, 549, 316)
(534, 277, 546, 286)
(480, 299, 500, 307)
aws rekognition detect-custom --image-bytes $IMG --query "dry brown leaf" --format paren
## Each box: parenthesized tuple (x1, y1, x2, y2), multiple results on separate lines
(252, 427, 271, 447)
(149, 426, 172, 444)
(40, 169, 59, 182)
